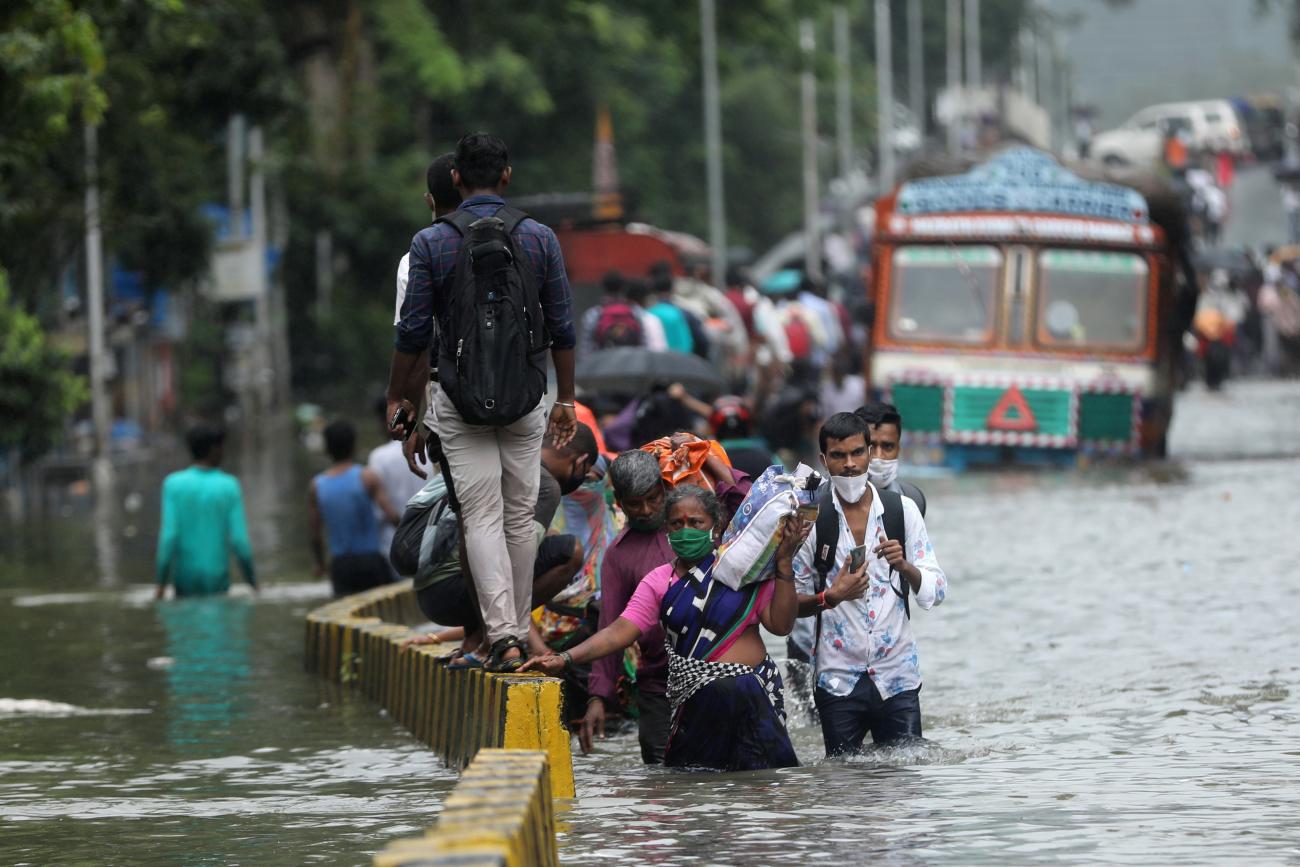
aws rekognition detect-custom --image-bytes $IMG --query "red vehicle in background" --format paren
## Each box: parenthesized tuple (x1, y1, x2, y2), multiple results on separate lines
(514, 193, 710, 321)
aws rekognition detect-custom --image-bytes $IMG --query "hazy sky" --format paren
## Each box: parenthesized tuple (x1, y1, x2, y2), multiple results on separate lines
(1045, 0, 1296, 127)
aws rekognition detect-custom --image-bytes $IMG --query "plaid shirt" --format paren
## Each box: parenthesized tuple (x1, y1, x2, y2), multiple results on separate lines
(394, 194, 576, 354)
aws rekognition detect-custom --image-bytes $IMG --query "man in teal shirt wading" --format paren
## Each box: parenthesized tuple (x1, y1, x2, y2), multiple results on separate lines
(155, 424, 257, 599)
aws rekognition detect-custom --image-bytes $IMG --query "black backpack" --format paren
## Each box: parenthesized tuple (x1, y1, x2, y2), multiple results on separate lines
(435, 206, 550, 426)
(898, 480, 927, 518)
(811, 486, 909, 659)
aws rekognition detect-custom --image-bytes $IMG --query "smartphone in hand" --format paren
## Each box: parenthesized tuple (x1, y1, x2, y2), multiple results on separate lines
(849, 544, 867, 572)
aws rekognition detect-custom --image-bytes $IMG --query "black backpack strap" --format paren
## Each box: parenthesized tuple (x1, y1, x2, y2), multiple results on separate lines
(877, 488, 910, 619)
(435, 209, 475, 236)
(493, 204, 529, 237)
(811, 485, 839, 661)
(898, 480, 927, 518)
(811, 485, 838, 593)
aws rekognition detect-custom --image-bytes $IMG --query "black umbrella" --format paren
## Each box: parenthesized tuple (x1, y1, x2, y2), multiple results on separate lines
(577, 347, 726, 397)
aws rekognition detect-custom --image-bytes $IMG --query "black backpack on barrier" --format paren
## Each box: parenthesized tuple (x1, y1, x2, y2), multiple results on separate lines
(810, 486, 909, 660)
(436, 206, 550, 426)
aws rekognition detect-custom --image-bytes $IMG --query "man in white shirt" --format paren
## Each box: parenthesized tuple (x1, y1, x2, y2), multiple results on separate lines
(391, 152, 460, 478)
(368, 397, 427, 569)
(793, 412, 947, 753)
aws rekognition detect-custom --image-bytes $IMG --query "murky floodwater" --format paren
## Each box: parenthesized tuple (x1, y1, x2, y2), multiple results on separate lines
(3, 382, 1298, 865)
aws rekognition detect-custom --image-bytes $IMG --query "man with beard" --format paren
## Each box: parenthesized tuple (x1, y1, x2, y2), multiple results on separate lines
(582, 446, 751, 762)
(793, 412, 948, 753)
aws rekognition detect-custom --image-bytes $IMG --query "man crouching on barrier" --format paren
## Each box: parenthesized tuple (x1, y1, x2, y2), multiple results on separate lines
(525, 485, 810, 772)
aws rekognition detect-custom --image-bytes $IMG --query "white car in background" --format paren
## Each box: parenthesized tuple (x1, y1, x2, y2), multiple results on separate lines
(1090, 99, 1250, 167)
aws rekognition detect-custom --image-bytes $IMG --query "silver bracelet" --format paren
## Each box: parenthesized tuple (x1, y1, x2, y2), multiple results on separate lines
(560, 650, 574, 668)
(554, 401, 575, 408)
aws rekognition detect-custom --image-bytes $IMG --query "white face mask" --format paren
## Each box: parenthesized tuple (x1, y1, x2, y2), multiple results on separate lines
(830, 472, 870, 504)
(867, 458, 899, 489)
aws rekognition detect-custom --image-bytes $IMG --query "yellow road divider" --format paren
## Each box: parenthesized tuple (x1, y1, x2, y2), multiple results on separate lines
(374, 749, 557, 866)
(304, 581, 574, 800)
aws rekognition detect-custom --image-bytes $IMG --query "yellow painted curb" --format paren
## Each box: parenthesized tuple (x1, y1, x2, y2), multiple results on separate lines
(375, 749, 558, 867)
(304, 581, 575, 801)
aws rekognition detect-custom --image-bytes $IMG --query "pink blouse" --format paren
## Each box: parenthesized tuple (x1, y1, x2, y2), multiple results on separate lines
(619, 563, 775, 660)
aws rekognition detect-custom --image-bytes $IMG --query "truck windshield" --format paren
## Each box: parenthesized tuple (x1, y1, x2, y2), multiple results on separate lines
(1035, 250, 1148, 351)
(889, 246, 1001, 344)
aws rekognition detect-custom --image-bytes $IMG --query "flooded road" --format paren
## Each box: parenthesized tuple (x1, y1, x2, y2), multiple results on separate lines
(3, 382, 1298, 864)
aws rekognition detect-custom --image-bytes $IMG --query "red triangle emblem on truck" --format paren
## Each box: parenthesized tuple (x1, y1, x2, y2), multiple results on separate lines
(987, 385, 1038, 431)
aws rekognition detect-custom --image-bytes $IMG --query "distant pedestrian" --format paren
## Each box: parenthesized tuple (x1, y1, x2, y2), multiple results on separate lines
(579, 270, 647, 353)
(645, 262, 695, 354)
(368, 397, 426, 570)
(709, 397, 779, 479)
(310, 419, 401, 597)
(1282, 183, 1300, 244)
(390, 151, 462, 480)
(626, 278, 669, 351)
(155, 424, 256, 599)
(389, 132, 578, 672)
(820, 353, 865, 417)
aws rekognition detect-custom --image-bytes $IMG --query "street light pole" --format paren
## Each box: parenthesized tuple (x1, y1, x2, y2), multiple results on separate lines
(249, 125, 273, 415)
(876, 0, 895, 193)
(964, 0, 981, 91)
(834, 4, 853, 183)
(908, 0, 925, 140)
(800, 18, 822, 281)
(946, 0, 961, 153)
(83, 121, 113, 488)
(701, 0, 727, 288)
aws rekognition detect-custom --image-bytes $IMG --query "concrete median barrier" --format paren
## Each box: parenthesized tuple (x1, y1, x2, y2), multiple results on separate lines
(304, 581, 574, 800)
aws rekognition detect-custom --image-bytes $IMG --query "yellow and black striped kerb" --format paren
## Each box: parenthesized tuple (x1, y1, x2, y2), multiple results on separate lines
(304, 581, 575, 800)
(374, 749, 558, 867)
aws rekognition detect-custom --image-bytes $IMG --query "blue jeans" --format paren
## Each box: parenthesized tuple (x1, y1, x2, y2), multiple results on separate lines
(814, 675, 922, 755)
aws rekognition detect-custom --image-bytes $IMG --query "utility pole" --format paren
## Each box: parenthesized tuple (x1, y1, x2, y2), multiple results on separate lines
(964, 0, 981, 91)
(701, 0, 727, 288)
(227, 114, 246, 238)
(876, 0, 895, 192)
(800, 18, 822, 281)
(249, 125, 273, 415)
(908, 0, 925, 140)
(83, 121, 113, 489)
(946, 0, 962, 153)
(834, 4, 853, 183)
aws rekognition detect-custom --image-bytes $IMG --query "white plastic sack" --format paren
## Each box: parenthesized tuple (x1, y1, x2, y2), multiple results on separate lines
(713, 463, 822, 590)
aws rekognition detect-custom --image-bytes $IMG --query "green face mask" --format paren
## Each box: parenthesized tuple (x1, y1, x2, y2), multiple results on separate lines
(668, 526, 715, 562)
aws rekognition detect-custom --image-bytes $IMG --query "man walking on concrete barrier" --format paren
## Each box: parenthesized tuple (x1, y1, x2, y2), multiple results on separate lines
(389, 132, 577, 672)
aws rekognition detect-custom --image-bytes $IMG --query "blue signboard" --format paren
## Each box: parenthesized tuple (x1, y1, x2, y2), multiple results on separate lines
(895, 148, 1149, 224)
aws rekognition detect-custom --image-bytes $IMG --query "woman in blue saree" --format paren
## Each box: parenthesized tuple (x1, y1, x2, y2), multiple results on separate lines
(525, 485, 808, 771)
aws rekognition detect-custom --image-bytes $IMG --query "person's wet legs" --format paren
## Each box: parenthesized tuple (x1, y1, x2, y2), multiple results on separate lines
(816, 676, 923, 755)
(868, 687, 922, 744)
(637, 691, 671, 764)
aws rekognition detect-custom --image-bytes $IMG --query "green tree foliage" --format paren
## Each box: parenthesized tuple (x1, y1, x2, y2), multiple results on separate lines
(2, 0, 1038, 407)
(0, 270, 86, 461)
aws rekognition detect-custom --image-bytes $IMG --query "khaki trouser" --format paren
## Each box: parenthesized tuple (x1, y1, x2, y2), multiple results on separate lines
(431, 387, 545, 644)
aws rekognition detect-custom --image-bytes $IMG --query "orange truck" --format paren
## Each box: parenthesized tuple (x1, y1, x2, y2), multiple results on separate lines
(868, 147, 1190, 467)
